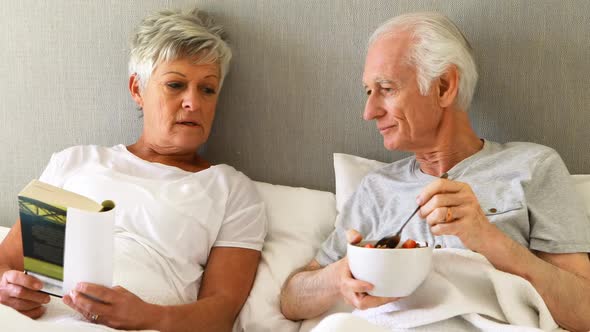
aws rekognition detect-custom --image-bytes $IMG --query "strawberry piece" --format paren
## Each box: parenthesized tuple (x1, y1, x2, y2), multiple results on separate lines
(401, 239, 417, 248)
(364, 243, 375, 248)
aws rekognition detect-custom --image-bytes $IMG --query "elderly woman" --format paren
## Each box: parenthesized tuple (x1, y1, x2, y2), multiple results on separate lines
(0, 8, 266, 332)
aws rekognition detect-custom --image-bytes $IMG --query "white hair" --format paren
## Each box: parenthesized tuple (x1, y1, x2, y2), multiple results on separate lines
(128, 8, 232, 90)
(369, 12, 478, 111)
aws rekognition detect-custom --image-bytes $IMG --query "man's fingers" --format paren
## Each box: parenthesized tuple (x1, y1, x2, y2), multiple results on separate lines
(346, 229, 363, 244)
(3, 271, 43, 290)
(354, 293, 399, 310)
(417, 179, 463, 206)
(419, 192, 461, 218)
(342, 278, 373, 293)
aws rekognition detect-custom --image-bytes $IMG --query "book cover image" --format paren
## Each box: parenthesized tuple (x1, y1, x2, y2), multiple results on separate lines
(18, 196, 67, 297)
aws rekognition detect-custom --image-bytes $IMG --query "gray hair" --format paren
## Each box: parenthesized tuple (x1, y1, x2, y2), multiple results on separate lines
(369, 12, 478, 111)
(128, 8, 232, 90)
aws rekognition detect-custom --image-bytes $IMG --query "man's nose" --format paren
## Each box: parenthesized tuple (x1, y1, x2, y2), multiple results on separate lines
(363, 94, 381, 121)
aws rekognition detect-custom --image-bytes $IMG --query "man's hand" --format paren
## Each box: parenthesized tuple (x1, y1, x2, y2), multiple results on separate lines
(329, 256, 399, 310)
(339, 229, 400, 309)
(417, 178, 497, 251)
(63, 283, 159, 330)
(0, 270, 50, 319)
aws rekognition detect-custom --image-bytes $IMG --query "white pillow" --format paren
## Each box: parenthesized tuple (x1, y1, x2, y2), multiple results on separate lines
(235, 181, 337, 332)
(334, 153, 590, 219)
(0, 226, 9, 242)
(572, 175, 590, 216)
(333, 153, 385, 213)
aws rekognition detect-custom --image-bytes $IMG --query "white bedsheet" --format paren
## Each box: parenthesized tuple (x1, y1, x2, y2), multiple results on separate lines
(0, 297, 156, 332)
(312, 249, 566, 332)
(0, 226, 155, 331)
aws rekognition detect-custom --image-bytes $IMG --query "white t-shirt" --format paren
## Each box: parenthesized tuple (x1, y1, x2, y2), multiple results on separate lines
(39, 145, 267, 305)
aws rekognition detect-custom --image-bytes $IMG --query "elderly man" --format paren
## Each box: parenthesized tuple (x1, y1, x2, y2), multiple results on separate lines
(280, 12, 590, 331)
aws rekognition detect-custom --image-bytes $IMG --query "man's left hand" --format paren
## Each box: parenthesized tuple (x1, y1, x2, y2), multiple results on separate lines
(417, 177, 497, 251)
(63, 283, 159, 330)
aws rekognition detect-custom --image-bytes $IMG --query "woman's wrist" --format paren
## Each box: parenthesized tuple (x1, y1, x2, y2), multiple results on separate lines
(141, 302, 170, 331)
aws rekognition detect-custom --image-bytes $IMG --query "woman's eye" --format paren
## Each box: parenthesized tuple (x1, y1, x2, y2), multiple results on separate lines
(166, 82, 185, 90)
(202, 87, 217, 95)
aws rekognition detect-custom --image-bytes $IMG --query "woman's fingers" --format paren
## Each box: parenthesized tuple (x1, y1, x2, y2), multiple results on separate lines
(3, 283, 50, 304)
(3, 296, 44, 311)
(19, 305, 46, 319)
(67, 290, 111, 315)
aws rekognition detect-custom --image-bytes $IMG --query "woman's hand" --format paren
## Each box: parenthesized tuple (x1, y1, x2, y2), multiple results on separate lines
(417, 178, 499, 251)
(334, 229, 399, 310)
(0, 270, 50, 319)
(63, 283, 160, 330)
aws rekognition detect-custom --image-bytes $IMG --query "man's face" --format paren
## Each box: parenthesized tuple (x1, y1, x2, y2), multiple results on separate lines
(362, 32, 443, 152)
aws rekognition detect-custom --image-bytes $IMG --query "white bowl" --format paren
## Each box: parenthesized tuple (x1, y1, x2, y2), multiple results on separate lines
(347, 241, 433, 297)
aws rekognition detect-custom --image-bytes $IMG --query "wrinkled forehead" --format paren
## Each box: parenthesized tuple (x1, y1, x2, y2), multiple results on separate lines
(363, 33, 415, 85)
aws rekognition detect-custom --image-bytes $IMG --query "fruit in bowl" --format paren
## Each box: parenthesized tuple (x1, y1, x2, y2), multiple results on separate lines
(347, 239, 433, 297)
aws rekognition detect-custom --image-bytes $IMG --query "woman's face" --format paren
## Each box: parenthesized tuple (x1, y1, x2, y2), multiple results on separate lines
(130, 57, 220, 154)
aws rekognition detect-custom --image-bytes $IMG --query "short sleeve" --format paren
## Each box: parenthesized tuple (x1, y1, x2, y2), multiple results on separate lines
(214, 172, 267, 251)
(526, 150, 590, 253)
(38, 152, 66, 187)
(315, 177, 379, 266)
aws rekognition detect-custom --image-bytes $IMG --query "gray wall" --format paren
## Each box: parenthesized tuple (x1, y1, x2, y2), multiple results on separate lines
(1, 1, 589, 227)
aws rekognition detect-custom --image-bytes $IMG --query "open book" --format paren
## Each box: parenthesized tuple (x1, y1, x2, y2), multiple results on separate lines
(18, 180, 114, 297)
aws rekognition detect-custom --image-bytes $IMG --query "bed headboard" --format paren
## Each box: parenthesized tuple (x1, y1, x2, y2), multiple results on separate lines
(1, 0, 589, 227)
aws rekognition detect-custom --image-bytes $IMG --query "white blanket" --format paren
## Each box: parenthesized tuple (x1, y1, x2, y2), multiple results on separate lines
(314, 249, 565, 332)
(0, 299, 157, 332)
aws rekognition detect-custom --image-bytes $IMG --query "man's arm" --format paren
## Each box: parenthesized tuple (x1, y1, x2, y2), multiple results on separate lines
(480, 230, 590, 332)
(280, 257, 395, 321)
(419, 178, 590, 332)
(280, 260, 339, 320)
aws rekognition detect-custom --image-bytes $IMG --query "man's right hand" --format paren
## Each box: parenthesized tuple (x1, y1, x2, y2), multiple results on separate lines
(329, 256, 399, 310)
(332, 229, 400, 310)
(0, 270, 50, 319)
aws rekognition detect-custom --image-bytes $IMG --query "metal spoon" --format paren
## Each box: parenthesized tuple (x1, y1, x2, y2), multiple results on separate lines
(375, 172, 449, 248)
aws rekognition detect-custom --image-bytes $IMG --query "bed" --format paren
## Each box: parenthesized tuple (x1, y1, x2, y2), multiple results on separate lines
(1, 156, 589, 331)
(1, 0, 589, 331)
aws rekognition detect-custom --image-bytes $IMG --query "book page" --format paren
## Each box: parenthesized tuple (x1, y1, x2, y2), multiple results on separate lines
(62, 204, 115, 295)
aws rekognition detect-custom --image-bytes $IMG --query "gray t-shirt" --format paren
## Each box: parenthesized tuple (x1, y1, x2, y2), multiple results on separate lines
(316, 140, 590, 266)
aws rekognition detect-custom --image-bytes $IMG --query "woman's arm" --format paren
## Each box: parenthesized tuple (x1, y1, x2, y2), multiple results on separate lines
(0, 220, 25, 272)
(158, 246, 261, 332)
(0, 220, 51, 318)
(64, 246, 260, 332)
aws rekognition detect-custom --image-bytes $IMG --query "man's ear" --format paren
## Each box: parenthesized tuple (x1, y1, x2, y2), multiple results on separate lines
(437, 65, 459, 109)
(129, 74, 143, 108)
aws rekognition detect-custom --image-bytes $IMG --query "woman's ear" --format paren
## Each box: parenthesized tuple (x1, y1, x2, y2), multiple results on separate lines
(128, 74, 143, 108)
(437, 65, 459, 109)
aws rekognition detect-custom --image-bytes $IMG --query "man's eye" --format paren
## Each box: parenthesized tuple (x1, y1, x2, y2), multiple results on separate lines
(365, 89, 372, 96)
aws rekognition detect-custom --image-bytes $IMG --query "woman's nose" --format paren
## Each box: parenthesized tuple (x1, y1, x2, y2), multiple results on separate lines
(181, 89, 200, 111)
